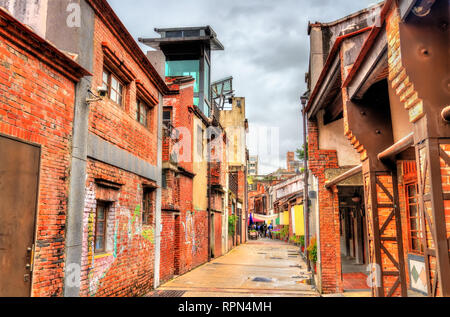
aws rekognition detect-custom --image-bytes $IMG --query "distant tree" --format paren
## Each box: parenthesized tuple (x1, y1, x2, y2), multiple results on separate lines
(296, 143, 308, 161)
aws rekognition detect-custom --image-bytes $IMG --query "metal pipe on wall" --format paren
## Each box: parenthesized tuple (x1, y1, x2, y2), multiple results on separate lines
(301, 94, 311, 272)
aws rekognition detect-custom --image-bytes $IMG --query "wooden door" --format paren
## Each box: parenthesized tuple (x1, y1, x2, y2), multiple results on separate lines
(0, 135, 40, 297)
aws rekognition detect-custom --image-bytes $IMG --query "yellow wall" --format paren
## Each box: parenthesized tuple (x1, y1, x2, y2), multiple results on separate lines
(193, 117, 208, 211)
(281, 211, 289, 226)
(294, 205, 304, 236)
(219, 98, 247, 167)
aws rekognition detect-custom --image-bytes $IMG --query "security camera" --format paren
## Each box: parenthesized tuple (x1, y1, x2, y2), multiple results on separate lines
(97, 86, 108, 98)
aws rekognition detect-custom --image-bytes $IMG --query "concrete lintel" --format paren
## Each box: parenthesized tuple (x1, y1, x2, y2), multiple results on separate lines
(87, 133, 161, 183)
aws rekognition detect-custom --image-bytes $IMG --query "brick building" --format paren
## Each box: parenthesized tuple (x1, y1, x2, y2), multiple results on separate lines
(0, 0, 251, 298)
(140, 26, 230, 264)
(0, 7, 89, 297)
(219, 96, 249, 249)
(304, 0, 449, 297)
(159, 76, 211, 283)
(0, 0, 171, 297)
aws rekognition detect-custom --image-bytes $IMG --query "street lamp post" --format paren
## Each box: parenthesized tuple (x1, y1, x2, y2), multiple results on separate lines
(301, 93, 311, 272)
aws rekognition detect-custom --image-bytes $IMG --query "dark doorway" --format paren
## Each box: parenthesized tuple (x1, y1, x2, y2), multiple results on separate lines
(0, 135, 40, 297)
(338, 186, 369, 291)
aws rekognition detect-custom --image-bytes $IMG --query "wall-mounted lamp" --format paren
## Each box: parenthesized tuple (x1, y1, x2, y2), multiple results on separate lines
(351, 191, 362, 203)
(86, 87, 106, 104)
(412, 0, 435, 17)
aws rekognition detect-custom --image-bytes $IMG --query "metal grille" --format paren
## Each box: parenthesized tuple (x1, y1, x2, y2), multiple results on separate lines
(149, 290, 186, 297)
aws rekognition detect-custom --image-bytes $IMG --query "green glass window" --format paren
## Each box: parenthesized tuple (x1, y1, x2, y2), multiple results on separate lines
(165, 60, 200, 93)
(204, 61, 210, 102)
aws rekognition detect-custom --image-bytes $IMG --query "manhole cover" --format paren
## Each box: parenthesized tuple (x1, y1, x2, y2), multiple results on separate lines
(149, 290, 186, 297)
(252, 277, 273, 283)
(270, 257, 283, 260)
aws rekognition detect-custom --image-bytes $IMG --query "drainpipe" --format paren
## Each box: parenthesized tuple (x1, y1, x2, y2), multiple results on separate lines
(301, 94, 311, 272)
(64, 2, 95, 297)
(154, 93, 163, 289)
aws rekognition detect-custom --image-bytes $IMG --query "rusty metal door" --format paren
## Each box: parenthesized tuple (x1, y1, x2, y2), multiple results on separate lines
(210, 213, 215, 258)
(0, 135, 40, 297)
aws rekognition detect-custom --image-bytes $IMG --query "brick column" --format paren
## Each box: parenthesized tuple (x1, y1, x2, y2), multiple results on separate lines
(308, 120, 343, 293)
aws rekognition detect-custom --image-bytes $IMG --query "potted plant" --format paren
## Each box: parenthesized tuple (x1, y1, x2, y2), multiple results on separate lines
(299, 236, 305, 253)
(307, 237, 318, 274)
(280, 226, 289, 242)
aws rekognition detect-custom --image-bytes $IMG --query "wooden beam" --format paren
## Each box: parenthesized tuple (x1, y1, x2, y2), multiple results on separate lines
(325, 165, 362, 189)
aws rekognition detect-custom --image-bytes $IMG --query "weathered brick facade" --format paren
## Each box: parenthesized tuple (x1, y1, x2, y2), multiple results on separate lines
(307, 120, 341, 294)
(159, 77, 213, 282)
(78, 5, 163, 297)
(81, 160, 156, 297)
(0, 8, 88, 297)
(306, 0, 449, 297)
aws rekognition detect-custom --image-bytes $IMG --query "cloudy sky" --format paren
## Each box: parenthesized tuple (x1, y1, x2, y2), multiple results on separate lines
(108, 0, 379, 174)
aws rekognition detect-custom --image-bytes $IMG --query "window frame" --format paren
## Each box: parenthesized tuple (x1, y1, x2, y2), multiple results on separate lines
(142, 188, 155, 226)
(163, 109, 172, 127)
(136, 99, 150, 128)
(102, 68, 124, 107)
(405, 181, 423, 255)
(94, 201, 109, 254)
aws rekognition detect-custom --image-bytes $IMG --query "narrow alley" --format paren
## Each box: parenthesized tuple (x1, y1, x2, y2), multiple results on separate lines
(149, 240, 319, 298)
(0, 0, 448, 303)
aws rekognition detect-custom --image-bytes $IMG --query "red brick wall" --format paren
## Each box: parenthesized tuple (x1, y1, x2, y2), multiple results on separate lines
(191, 210, 209, 268)
(162, 169, 180, 211)
(90, 16, 159, 167)
(176, 176, 194, 275)
(441, 143, 450, 239)
(307, 120, 342, 294)
(0, 27, 79, 296)
(80, 160, 156, 297)
(78, 14, 160, 297)
(160, 212, 176, 283)
(161, 79, 209, 277)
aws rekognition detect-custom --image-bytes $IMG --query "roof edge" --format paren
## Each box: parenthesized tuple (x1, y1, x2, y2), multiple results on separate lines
(0, 7, 91, 82)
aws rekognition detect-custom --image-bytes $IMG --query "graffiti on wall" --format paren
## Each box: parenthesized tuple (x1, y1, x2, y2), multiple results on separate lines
(83, 182, 155, 296)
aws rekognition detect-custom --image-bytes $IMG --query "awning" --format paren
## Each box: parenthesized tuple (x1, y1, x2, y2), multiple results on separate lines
(252, 213, 279, 223)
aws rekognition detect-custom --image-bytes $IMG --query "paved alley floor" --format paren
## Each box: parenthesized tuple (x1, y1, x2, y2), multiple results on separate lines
(150, 239, 319, 297)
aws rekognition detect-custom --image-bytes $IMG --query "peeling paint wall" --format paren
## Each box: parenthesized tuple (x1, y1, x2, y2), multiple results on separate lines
(0, 0, 48, 37)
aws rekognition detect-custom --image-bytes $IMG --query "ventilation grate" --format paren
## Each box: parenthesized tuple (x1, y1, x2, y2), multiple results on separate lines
(149, 290, 186, 297)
